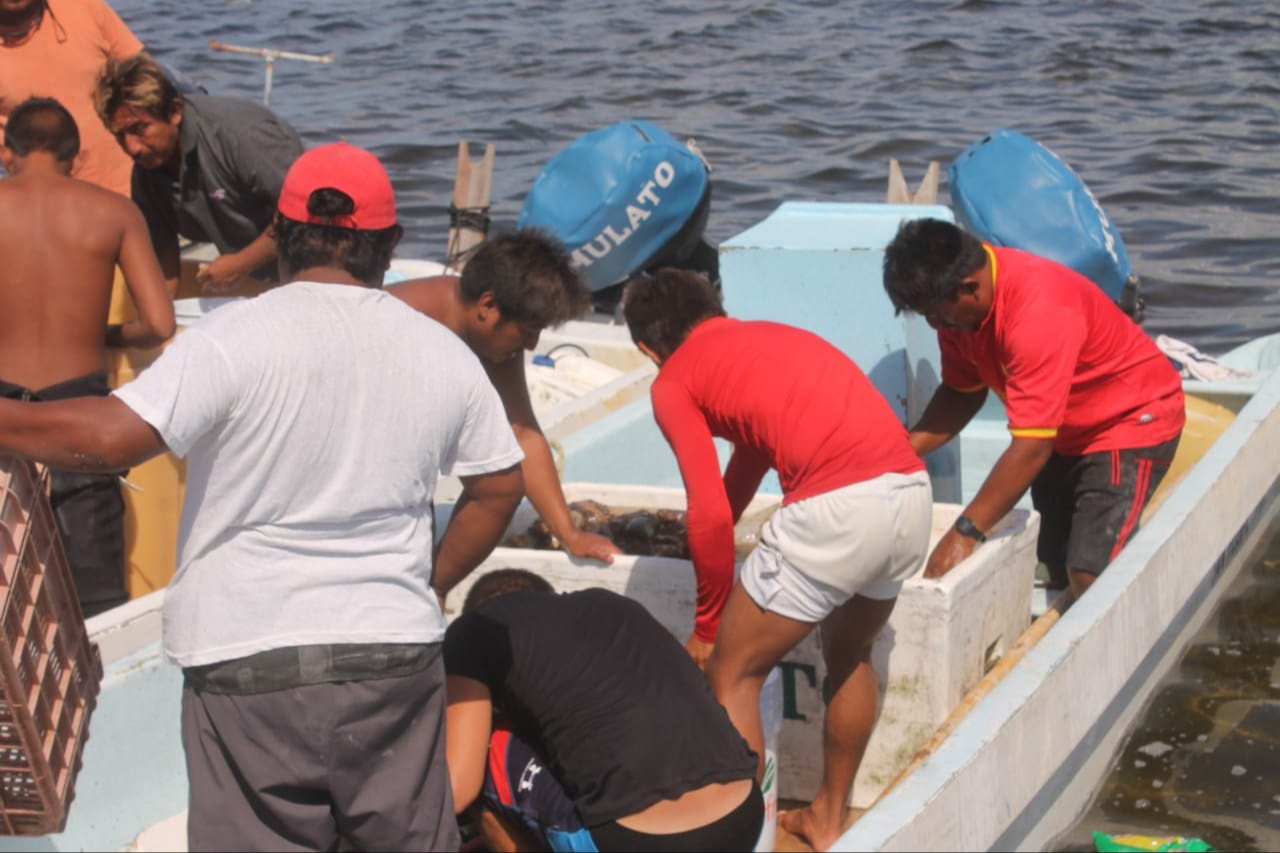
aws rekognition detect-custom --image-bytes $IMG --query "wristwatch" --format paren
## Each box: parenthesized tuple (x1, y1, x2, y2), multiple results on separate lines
(954, 515, 988, 543)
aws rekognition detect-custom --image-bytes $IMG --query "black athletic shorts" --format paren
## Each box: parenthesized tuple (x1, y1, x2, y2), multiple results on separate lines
(1031, 435, 1181, 587)
(484, 725, 764, 852)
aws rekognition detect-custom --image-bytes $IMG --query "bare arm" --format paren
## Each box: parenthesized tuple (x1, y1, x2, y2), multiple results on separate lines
(432, 463, 524, 601)
(487, 358, 621, 564)
(445, 674, 493, 814)
(0, 396, 168, 472)
(909, 384, 989, 457)
(924, 435, 1054, 578)
(196, 227, 277, 294)
(107, 202, 176, 350)
(156, 233, 182, 299)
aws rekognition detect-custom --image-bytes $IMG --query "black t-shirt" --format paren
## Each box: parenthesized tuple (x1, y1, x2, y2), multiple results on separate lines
(444, 588, 757, 827)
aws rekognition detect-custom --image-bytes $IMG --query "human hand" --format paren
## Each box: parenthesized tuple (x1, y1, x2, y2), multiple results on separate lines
(922, 528, 978, 579)
(196, 254, 247, 294)
(562, 529, 622, 565)
(685, 634, 714, 670)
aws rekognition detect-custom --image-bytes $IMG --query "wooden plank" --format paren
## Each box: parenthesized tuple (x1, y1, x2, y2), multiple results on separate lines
(886, 159, 911, 204)
(886, 159, 940, 205)
(774, 802, 865, 852)
(913, 161, 940, 204)
(446, 141, 495, 271)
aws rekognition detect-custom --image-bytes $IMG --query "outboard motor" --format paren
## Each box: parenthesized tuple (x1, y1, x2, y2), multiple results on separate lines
(518, 120, 718, 315)
(948, 129, 1144, 322)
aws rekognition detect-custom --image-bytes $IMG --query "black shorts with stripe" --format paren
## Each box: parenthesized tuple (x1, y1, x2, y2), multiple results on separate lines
(1031, 435, 1181, 587)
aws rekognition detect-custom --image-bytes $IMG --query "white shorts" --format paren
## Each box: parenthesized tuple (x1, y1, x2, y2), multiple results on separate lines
(740, 471, 932, 624)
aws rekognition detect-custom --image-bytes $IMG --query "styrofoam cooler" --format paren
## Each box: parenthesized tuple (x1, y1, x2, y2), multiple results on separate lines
(438, 483, 1039, 809)
(755, 667, 783, 853)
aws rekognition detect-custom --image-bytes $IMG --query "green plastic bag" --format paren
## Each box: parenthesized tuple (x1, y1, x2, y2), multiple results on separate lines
(1093, 830, 1215, 852)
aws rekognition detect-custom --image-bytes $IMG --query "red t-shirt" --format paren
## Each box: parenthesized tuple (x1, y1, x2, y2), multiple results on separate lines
(651, 317, 925, 641)
(939, 246, 1184, 455)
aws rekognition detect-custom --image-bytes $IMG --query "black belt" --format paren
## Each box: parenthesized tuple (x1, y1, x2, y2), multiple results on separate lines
(183, 642, 439, 695)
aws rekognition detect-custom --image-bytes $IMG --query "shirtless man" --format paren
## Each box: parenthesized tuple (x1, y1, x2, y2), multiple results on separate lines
(390, 230, 622, 565)
(0, 96, 173, 616)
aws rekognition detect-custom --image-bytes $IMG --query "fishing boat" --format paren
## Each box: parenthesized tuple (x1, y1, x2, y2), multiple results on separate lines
(437, 198, 1280, 852)
(3, 189, 1274, 853)
(4, 111, 1278, 850)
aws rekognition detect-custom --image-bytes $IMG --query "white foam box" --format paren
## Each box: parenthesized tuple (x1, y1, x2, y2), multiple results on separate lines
(438, 483, 1039, 808)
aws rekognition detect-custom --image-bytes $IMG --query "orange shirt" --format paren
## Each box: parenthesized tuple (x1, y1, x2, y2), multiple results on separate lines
(0, 0, 142, 197)
(939, 246, 1184, 456)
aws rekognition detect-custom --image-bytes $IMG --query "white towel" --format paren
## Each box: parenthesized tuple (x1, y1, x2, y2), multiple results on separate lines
(1156, 334, 1253, 382)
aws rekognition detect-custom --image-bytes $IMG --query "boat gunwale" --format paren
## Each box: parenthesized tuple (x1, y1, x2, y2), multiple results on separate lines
(838, 367, 1280, 852)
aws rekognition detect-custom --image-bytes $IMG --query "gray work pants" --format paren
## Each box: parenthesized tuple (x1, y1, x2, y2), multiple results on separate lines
(181, 644, 457, 852)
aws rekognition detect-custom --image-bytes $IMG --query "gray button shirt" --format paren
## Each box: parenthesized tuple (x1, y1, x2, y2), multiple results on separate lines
(131, 93, 303, 264)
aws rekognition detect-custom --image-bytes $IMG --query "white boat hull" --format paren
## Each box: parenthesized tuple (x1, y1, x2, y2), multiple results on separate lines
(839, 366, 1280, 851)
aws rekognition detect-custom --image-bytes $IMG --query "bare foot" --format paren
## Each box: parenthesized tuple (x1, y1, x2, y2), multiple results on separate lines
(778, 804, 845, 852)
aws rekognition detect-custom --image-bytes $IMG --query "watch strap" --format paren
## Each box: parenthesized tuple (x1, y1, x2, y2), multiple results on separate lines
(955, 515, 988, 543)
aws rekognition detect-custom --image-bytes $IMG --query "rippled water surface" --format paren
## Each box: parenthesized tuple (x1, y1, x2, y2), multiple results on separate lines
(94, 2, 1280, 847)
(1055, 522, 1280, 852)
(113, 0, 1280, 353)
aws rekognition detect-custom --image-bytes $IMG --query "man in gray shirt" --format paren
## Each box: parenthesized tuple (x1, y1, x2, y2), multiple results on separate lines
(95, 51, 303, 296)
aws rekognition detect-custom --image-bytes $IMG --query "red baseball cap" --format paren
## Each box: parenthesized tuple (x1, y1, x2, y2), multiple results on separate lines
(277, 142, 397, 230)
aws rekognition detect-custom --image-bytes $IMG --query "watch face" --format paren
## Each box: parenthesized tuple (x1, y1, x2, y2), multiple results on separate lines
(956, 516, 986, 542)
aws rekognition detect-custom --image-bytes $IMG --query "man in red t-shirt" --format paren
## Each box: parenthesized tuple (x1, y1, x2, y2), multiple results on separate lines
(883, 218, 1184, 600)
(623, 268, 931, 852)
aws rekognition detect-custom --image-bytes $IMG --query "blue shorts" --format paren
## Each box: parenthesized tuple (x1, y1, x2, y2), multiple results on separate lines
(485, 726, 596, 852)
(483, 727, 764, 853)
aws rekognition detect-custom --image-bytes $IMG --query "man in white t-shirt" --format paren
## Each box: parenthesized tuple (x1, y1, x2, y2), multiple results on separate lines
(0, 141, 524, 851)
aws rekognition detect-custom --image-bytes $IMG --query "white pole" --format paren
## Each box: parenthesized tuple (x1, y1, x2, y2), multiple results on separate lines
(208, 38, 335, 106)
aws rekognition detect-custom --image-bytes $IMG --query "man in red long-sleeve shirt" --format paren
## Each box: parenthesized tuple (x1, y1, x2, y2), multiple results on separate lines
(622, 268, 932, 852)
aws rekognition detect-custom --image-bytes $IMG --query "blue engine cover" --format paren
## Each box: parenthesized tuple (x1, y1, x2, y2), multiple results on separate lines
(518, 120, 710, 292)
(948, 129, 1132, 302)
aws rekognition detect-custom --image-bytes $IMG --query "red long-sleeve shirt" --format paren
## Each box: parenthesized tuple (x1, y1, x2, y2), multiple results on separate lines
(651, 317, 925, 641)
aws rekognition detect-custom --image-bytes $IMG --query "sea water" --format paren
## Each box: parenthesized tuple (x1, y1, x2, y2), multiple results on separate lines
(1052, 516, 1280, 852)
(110, 0, 1280, 356)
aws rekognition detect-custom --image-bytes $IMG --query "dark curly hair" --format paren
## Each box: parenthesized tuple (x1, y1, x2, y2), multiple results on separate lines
(882, 218, 987, 316)
(274, 188, 403, 286)
(459, 229, 590, 328)
(5, 97, 79, 162)
(462, 569, 555, 614)
(621, 268, 726, 361)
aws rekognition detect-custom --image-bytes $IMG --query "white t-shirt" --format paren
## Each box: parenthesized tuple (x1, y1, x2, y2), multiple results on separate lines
(114, 282, 523, 667)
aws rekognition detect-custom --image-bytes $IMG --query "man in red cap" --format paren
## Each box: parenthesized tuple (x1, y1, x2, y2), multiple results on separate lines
(0, 141, 525, 852)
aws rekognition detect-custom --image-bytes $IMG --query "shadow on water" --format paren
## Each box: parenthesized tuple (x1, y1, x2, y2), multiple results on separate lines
(1052, 515, 1280, 853)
